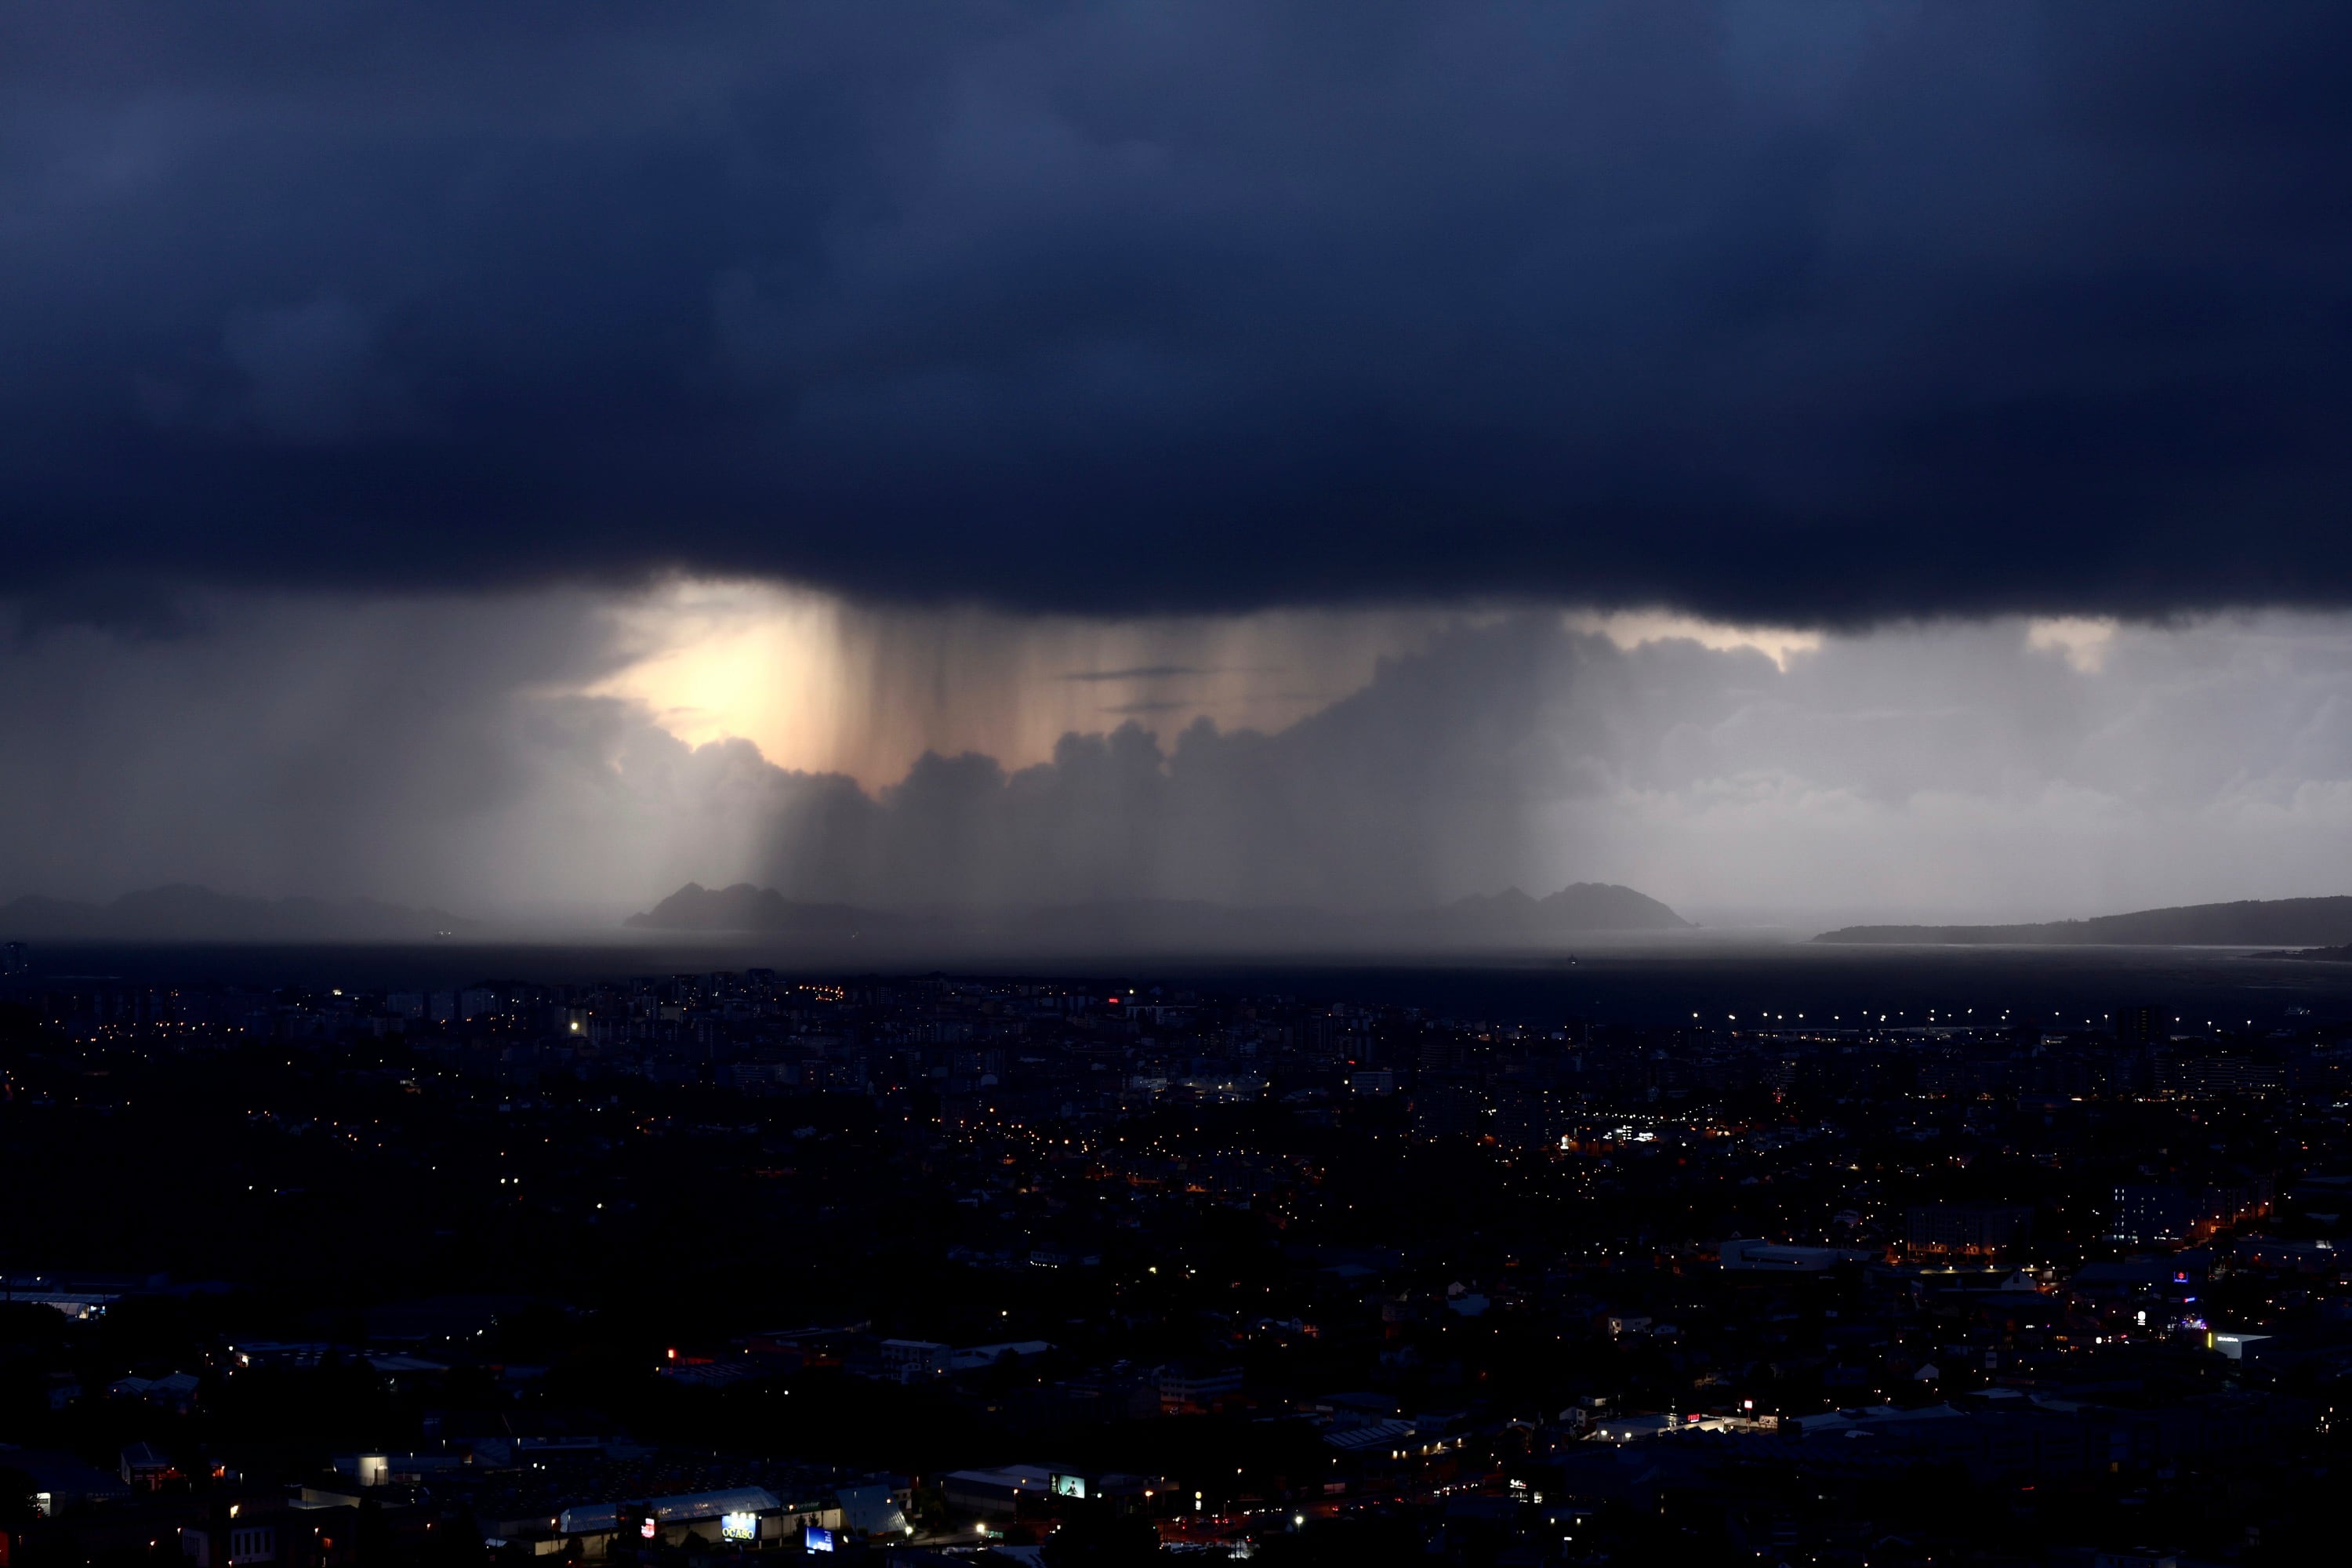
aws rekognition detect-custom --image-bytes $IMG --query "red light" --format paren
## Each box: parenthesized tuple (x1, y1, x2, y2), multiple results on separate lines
(666, 1347, 677, 1359)
(1107, 997, 1120, 1005)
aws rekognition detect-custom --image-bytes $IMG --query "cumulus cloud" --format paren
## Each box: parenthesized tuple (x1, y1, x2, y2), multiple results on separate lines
(4, 593, 2349, 925)
(3, 2, 2351, 619)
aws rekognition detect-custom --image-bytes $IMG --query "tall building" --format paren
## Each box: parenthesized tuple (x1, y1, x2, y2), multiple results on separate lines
(2109, 1185, 2190, 1244)
(2115, 1004, 2169, 1046)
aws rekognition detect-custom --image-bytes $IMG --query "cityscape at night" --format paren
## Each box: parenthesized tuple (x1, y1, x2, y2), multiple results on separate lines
(10, 5, 2352, 1565)
(6, 945, 2352, 1566)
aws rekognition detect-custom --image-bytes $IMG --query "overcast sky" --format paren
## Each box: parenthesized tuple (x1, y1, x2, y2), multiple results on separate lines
(5, 4, 2351, 924)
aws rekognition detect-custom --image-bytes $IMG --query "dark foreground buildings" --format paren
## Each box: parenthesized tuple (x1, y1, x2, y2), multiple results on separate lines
(4, 965, 2352, 1565)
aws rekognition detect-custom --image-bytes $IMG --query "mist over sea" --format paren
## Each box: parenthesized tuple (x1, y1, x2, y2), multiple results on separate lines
(17, 936, 2352, 1032)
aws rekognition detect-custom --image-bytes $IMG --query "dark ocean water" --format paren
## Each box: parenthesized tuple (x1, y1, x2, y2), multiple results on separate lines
(13, 933, 2352, 1029)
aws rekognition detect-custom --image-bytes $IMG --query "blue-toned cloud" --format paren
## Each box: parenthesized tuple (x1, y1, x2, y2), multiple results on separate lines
(4, 2, 2351, 620)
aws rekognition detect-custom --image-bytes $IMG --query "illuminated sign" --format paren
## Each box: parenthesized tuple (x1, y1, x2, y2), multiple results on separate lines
(1051, 1474, 1087, 1499)
(721, 1515, 758, 1543)
(638, 1515, 659, 1541)
(805, 1526, 836, 1554)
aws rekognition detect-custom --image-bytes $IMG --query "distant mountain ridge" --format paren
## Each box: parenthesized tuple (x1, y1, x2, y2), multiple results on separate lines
(624, 880, 1689, 939)
(1813, 895, 2352, 947)
(0, 884, 472, 942)
(1443, 882, 1690, 931)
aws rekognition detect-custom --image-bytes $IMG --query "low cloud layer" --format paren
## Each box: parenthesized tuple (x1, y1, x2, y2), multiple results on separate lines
(6, 3, 2352, 621)
(3, 593, 2348, 926)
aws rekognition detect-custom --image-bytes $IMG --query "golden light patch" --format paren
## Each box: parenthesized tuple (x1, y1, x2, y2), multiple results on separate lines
(584, 579, 1439, 787)
(1565, 610, 1823, 670)
(589, 580, 861, 771)
(2025, 616, 2118, 673)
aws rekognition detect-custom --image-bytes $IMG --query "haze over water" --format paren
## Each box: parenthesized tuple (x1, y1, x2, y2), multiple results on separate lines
(29, 938, 2352, 1033)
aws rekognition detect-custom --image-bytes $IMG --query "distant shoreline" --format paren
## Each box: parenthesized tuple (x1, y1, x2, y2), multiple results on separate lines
(1814, 895, 2352, 949)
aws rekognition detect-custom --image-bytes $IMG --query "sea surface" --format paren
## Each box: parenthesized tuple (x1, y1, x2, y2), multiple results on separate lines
(13, 931, 2352, 1030)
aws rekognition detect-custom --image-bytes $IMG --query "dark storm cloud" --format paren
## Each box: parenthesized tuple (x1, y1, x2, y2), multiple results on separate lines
(7, 2, 2352, 621)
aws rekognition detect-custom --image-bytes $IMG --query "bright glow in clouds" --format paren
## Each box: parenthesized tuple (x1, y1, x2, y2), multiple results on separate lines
(586, 583, 862, 775)
(587, 583, 1827, 785)
(2026, 616, 2121, 673)
(5, 590, 2352, 923)
(1565, 611, 1822, 671)
(586, 579, 1449, 787)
